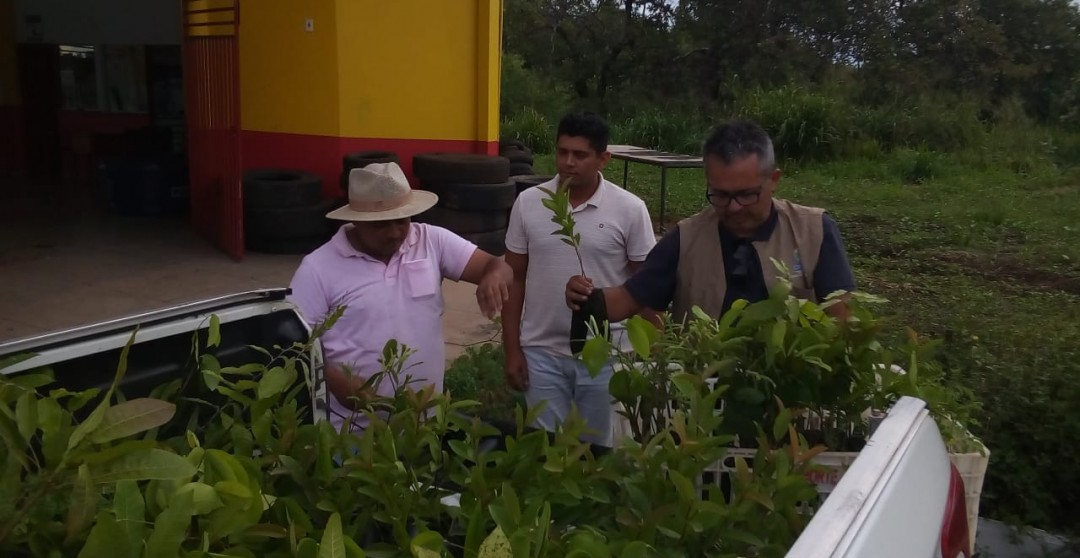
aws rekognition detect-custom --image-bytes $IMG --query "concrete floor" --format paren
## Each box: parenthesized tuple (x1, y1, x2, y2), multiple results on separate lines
(0, 193, 496, 361)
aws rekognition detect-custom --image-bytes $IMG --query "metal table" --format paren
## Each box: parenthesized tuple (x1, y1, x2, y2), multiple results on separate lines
(608, 144, 703, 231)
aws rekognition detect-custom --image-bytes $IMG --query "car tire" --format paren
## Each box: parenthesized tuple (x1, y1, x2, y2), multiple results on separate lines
(413, 153, 510, 185)
(243, 169, 322, 209)
(499, 139, 527, 151)
(501, 147, 534, 166)
(508, 162, 534, 176)
(426, 180, 517, 212)
(414, 206, 509, 234)
(512, 174, 555, 195)
(244, 198, 338, 241)
(461, 228, 507, 257)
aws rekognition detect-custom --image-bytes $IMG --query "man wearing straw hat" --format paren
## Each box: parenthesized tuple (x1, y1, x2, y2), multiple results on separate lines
(287, 162, 514, 430)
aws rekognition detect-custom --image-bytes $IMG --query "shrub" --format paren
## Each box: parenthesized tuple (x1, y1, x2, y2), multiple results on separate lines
(733, 85, 850, 163)
(501, 107, 555, 154)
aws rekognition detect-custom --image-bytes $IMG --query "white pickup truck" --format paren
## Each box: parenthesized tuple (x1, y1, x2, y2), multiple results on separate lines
(0, 289, 979, 558)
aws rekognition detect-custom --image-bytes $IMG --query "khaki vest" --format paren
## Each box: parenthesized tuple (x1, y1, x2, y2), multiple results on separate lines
(671, 199, 825, 323)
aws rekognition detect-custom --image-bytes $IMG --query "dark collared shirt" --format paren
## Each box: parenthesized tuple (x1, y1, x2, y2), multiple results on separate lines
(624, 206, 856, 313)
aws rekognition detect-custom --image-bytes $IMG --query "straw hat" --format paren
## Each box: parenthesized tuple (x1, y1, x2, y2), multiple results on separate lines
(326, 162, 438, 221)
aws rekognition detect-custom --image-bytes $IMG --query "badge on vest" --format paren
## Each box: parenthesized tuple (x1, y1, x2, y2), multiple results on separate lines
(792, 249, 804, 279)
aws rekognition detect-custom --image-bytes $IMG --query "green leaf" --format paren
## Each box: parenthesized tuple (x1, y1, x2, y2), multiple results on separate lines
(625, 315, 659, 359)
(221, 363, 264, 377)
(67, 330, 138, 452)
(319, 512, 345, 558)
(297, 538, 320, 558)
(208, 315, 222, 348)
(66, 463, 96, 541)
(68, 400, 109, 452)
(214, 480, 252, 499)
(80, 439, 158, 466)
(735, 387, 767, 405)
(717, 299, 749, 330)
(477, 526, 513, 558)
(741, 298, 786, 323)
(565, 528, 611, 558)
(258, 367, 291, 400)
(114, 480, 146, 558)
(202, 369, 222, 391)
(145, 490, 195, 558)
(91, 398, 176, 444)
(78, 510, 128, 558)
(668, 469, 697, 502)
(773, 407, 793, 441)
(90, 448, 196, 483)
(344, 537, 366, 558)
(15, 391, 38, 441)
(410, 530, 445, 556)
(671, 373, 701, 401)
(770, 320, 788, 354)
(621, 541, 652, 558)
(580, 336, 610, 376)
(177, 482, 225, 515)
(245, 523, 288, 539)
(607, 370, 636, 402)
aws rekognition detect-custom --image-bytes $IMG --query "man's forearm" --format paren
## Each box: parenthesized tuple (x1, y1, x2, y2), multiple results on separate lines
(326, 363, 373, 410)
(599, 285, 641, 323)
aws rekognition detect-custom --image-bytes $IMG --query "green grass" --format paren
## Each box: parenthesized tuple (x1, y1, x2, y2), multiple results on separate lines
(523, 150, 1080, 534)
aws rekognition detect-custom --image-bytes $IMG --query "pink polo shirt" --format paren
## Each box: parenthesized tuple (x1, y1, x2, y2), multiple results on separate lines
(287, 223, 476, 430)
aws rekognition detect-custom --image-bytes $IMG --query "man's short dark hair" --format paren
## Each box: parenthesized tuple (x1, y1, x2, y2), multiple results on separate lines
(557, 111, 610, 154)
(702, 119, 776, 173)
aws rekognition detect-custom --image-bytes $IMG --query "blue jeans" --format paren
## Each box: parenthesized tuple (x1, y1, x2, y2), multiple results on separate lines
(522, 347, 614, 447)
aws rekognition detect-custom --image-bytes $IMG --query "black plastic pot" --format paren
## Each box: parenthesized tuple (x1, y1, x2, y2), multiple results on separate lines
(570, 289, 608, 355)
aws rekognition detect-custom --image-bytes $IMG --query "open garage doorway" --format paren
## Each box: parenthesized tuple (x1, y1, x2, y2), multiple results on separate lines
(2, 0, 243, 260)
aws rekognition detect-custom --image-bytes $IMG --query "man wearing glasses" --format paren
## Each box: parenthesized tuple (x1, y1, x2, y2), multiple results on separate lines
(564, 119, 857, 323)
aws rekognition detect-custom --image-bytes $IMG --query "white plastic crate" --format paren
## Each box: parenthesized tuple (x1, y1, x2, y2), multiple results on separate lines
(949, 445, 990, 553)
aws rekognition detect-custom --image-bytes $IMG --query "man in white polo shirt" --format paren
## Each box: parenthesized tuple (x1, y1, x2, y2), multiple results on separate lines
(502, 112, 656, 446)
(288, 162, 514, 431)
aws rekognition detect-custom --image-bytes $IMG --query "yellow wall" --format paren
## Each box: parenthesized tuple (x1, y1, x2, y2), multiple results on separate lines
(239, 0, 502, 142)
(0, 0, 19, 106)
(239, 0, 340, 136)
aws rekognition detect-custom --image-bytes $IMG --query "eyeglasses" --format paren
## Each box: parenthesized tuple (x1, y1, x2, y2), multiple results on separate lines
(706, 185, 763, 208)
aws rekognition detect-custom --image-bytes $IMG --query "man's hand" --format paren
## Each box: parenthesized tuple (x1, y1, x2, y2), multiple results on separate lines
(475, 258, 513, 318)
(565, 275, 594, 310)
(461, 249, 514, 319)
(326, 363, 373, 410)
(504, 347, 530, 391)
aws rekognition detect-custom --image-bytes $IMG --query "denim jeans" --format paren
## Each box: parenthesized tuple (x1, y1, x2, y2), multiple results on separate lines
(522, 347, 614, 447)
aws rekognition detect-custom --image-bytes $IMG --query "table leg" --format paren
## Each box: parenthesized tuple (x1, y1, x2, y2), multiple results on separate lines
(659, 166, 668, 233)
(622, 160, 630, 190)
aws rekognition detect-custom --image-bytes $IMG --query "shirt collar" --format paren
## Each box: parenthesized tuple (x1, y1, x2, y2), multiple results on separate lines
(332, 222, 419, 260)
(565, 172, 609, 211)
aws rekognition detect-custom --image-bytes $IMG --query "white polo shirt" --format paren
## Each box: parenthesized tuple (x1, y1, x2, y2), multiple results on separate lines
(506, 174, 656, 356)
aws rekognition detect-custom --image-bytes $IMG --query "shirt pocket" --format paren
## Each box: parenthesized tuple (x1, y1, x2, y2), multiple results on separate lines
(404, 258, 439, 299)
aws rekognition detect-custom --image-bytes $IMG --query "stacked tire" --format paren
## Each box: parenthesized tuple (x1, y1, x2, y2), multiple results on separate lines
(511, 174, 554, 196)
(243, 169, 337, 255)
(340, 151, 400, 194)
(500, 139, 535, 177)
(412, 153, 515, 256)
